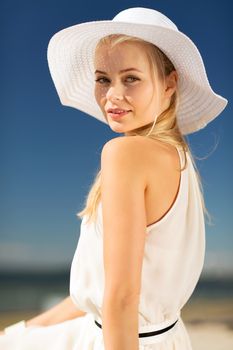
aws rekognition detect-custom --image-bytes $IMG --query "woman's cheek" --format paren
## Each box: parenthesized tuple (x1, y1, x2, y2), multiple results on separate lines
(128, 83, 145, 97)
(95, 86, 105, 106)
(127, 88, 145, 107)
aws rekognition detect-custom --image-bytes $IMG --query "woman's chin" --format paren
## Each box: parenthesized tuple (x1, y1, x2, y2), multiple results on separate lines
(109, 125, 124, 133)
(108, 122, 126, 133)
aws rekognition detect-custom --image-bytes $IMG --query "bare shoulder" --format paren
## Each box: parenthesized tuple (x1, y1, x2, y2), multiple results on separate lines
(101, 135, 179, 175)
(100, 135, 180, 227)
(101, 136, 148, 167)
(101, 136, 150, 190)
(101, 135, 146, 155)
(102, 135, 177, 154)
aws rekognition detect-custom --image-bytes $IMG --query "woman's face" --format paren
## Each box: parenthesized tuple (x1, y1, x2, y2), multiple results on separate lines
(94, 41, 176, 135)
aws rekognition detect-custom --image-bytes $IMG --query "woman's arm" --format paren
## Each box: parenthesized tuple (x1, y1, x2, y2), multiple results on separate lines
(101, 138, 148, 350)
(0, 295, 86, 334)
(26, 295, 86, 327)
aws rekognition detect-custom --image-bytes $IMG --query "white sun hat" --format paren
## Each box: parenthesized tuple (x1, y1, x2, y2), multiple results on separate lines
(47, 7, 228, 135)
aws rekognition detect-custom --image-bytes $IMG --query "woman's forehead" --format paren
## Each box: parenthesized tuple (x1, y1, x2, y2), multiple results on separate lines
(95, 40, 148, 56)
(94, 41, 151, 71)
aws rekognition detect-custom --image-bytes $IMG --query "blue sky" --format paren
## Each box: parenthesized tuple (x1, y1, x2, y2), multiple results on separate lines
(0, 0, 232, 278)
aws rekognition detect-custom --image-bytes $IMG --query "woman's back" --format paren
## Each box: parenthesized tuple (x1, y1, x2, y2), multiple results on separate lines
(137, 137, 183, 228)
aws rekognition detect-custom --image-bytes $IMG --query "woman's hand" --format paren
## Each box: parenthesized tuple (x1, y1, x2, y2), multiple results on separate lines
(26, 295, 86, 327)
(0, 330, 5, 335)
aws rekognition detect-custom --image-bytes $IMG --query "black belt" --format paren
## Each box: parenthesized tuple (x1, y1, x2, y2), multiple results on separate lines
(94, 319, 178, 338)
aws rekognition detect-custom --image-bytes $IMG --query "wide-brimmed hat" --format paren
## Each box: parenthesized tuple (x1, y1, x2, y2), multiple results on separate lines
(47, 7, 228, 135)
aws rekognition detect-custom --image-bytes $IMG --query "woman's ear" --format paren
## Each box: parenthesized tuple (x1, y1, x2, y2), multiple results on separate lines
(165, 70, 178, 97)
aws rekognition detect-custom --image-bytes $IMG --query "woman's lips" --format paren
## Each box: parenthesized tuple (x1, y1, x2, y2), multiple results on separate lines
(108, 110, 131, 120)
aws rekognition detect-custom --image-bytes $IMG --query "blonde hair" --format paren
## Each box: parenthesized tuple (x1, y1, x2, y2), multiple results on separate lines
(76, 34, 213, 226)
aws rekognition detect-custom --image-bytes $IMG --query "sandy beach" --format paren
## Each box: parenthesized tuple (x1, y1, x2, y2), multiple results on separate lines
(183, 298, 233, 349)
(187, 322, 233, 350)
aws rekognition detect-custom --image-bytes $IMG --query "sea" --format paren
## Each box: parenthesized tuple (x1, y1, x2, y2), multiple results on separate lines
(0, 270, 233, 313)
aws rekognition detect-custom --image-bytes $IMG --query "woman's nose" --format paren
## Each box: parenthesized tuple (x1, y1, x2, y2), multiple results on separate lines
(106, 84, 124, 101)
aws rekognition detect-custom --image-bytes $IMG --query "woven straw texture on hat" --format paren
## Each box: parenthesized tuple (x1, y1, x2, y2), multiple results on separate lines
(47, 8, 228, 135)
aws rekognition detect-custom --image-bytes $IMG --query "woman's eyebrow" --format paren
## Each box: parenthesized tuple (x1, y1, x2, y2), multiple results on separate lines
(94, 68, 142, 74)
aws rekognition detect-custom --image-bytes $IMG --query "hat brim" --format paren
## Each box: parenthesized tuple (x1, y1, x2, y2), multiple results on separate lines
(47, 20, 228, 135)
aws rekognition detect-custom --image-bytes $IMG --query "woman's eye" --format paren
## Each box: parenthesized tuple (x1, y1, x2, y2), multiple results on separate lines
(125, 76, 138, 82)
(95, 77, 109, 84)
(95, 76, 139, 84)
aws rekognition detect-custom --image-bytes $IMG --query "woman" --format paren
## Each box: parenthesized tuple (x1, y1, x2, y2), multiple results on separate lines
(0, 6, 228, 350)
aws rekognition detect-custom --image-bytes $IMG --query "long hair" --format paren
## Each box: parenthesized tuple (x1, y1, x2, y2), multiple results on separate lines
(76, 34, 212, 226)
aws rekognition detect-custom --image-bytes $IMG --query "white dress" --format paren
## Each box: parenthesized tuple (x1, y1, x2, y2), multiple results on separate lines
(0, 146, 205, 349)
